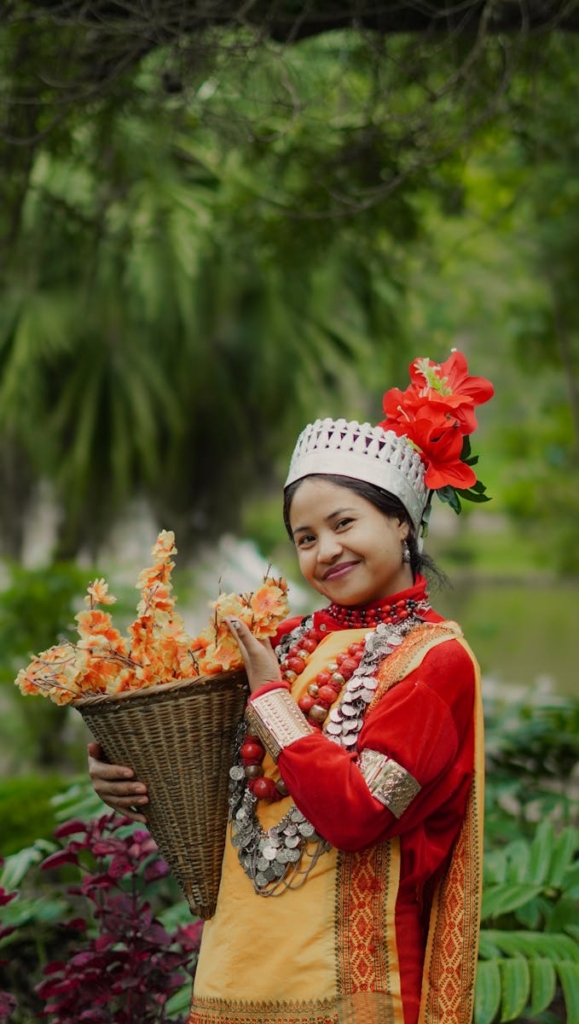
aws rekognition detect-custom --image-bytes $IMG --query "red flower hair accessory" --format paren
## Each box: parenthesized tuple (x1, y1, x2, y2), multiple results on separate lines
(378, 350, 494, 521)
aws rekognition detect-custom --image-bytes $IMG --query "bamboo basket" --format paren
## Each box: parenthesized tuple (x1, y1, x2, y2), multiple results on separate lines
(74, 670, 248, 920)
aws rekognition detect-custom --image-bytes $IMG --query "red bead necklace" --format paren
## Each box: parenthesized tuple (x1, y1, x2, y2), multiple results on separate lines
(240, 624, 365, 801)
(239, 594, 430, 802)
(325, 595, 419, 628)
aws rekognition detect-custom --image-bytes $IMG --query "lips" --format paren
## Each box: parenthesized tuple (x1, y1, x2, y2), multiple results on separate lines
(322, 561, 360, 581)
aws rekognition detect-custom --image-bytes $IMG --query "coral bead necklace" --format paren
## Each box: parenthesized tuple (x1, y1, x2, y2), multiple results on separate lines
(239, 595, 425, 802)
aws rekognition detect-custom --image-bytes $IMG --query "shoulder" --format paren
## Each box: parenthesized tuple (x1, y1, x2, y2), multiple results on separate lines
(272, 615, 308, 647)
(419, 633, 477, 678)
(411, 633, 478, 729)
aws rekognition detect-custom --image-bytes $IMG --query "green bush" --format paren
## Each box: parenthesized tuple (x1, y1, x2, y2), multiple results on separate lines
(476, 694, 579, 1023)
(0, 775, 68, 856)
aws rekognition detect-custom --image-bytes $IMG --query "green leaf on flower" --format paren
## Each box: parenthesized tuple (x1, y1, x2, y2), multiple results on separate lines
(455, 487, 492, 504)
(436, 486, 462, 514)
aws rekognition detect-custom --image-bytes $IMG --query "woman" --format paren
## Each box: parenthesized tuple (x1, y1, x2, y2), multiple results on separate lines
(89, 350, 493, 1024)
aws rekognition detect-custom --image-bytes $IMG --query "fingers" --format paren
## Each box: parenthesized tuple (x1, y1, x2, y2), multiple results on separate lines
(225, 618, 282, 693)
(225, 617, 266, 652)
(87, 741, 149, 823)
(226, 616, 250, 642)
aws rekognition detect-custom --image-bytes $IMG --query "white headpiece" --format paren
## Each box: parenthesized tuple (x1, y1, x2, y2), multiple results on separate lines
(284, 417, 428, 530)
(284, 351, 495, 534)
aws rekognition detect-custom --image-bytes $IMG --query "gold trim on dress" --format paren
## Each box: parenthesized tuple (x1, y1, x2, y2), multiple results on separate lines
(358, 749, 421, 818)
(245, 689, 313, 761)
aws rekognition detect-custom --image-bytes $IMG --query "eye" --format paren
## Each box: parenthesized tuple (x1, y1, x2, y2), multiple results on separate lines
(335, 517, 354, 530)
(296, 533, 315, 549)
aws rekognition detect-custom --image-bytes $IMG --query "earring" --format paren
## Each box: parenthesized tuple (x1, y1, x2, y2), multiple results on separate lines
(402, 540, 411, 564)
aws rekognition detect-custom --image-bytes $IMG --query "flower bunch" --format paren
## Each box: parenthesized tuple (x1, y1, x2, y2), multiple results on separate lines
(16, 531, 289, 706)
(378, 350, 494, 515)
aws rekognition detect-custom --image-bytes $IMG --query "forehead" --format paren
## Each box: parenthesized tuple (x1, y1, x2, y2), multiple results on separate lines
(288, 477, 370, 525)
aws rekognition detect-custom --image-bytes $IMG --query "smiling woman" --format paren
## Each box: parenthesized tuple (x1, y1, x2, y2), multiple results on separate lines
(88, 351, 494, 1024)
(288, 477, 413, 604)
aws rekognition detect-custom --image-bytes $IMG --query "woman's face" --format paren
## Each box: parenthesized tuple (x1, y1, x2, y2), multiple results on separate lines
(288, 477, 413, 606)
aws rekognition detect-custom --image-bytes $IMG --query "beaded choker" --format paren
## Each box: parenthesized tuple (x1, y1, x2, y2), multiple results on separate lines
(325, 595, 430, 628)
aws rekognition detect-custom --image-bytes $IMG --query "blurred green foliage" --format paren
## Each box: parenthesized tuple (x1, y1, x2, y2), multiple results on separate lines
(0, 17, 576, 572)
(0, 691, 576, 1023)
(477, 694, 579, 1023)
(0, 562, 91, 769)
(0, 562, 88, 681)
(0, 776, 67, 856)
(0, 561, 138, 772)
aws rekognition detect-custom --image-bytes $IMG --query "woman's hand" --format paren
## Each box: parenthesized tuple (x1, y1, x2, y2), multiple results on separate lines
(226, 618, 282, 694)
(87, 741, 149, 823)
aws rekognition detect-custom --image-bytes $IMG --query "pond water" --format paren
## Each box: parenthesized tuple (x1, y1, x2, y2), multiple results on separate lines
(434, 577, 579, 700)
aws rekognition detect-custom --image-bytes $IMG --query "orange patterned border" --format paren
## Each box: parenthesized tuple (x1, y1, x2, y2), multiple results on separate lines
(417, 634, 484, 1024)
(335, 840, 404, 1024)
(189, 996, 337, 1024)
(371, 622, 464, 710)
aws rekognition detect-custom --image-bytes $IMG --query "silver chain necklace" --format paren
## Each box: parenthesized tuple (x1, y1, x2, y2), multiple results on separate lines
(228, 612, 425, 895)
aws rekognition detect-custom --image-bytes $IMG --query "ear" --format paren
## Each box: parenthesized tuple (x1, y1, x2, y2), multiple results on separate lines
(397, 518, 410, 541)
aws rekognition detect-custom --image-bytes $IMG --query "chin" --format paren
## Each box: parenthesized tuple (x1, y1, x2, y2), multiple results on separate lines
(322, 586, 371, 606)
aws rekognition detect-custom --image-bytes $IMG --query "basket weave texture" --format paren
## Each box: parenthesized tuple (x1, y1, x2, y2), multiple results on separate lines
(75, 670, 248, 920)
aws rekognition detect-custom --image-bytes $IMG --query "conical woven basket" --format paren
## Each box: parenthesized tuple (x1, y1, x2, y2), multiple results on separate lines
(74, 670, 248, 920)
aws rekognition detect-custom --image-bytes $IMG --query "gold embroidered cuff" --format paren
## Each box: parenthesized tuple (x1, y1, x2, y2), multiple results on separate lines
(358, 748, 421, 818)
(245, 689, 314, 762)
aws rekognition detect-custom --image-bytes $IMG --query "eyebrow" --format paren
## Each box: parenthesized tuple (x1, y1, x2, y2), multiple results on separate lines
(292, 507, 357, 537)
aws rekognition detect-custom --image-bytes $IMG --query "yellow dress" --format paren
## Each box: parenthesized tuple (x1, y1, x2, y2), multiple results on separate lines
(189, 622, 484, 1024)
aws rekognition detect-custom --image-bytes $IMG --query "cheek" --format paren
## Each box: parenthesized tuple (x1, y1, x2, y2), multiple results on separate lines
(296, 549, 313, 576)
(296, 549, 322, 587)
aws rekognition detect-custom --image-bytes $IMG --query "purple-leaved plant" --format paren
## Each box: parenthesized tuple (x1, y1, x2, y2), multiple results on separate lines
(0, 862, 18, 1023)
(36, 815, 202, 1024)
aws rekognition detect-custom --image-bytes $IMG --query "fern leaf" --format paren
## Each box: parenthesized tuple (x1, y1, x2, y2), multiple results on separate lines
(514, 898, 542, 930)
(548, 828, 579, 889)
(557, 962, 579, 1024)
(500, 958, 531, 1021)
(475, 959, 502, 1024)
(528, 819, 555, 886)
(482, 883, 543, 919)
(479, 932, 503, 959)
(505, 840, 531, 884)
(481, 929, 579, 961)
(529, 958, 557, 1016)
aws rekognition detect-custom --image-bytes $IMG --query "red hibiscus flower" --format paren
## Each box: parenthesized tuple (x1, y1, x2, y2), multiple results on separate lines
(408, 351, 494, 434)
(381, 381, 477, 435)
(406, 416, 477, 490)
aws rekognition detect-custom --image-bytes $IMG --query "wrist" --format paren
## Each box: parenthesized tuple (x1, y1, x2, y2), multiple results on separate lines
(245, 688, 313, 762)
(249, 680, 290, 701)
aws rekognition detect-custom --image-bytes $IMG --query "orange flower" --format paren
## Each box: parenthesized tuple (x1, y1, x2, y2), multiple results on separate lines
(198, 634, 244, 676)
(75, 609, 126, 647)
(15, 531, 290, 704)
(85, 578, 116, 608)
(151, 529, 177, 564)
(249, 583, 290, 637)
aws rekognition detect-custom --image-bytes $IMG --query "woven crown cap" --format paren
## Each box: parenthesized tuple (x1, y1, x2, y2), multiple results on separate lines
(284, 418, 428, 530)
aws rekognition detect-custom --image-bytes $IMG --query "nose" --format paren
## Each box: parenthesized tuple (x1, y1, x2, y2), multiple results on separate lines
(316, 531, 343, 563)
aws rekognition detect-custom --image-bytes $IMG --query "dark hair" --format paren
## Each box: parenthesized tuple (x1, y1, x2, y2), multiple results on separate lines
(283, 473, 446, 588)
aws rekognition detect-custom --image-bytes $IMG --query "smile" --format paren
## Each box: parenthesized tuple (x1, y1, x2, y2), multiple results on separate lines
(322, 561, 360, 581)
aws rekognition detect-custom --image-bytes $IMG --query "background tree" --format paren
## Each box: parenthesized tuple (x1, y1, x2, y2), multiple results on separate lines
(0, 2, 578, 567)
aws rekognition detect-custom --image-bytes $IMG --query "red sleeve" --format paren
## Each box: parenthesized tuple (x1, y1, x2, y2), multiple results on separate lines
(277, 640, 475, 852)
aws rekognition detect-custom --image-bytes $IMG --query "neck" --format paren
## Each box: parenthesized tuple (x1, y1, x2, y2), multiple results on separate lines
(322, 575, 431, 629)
